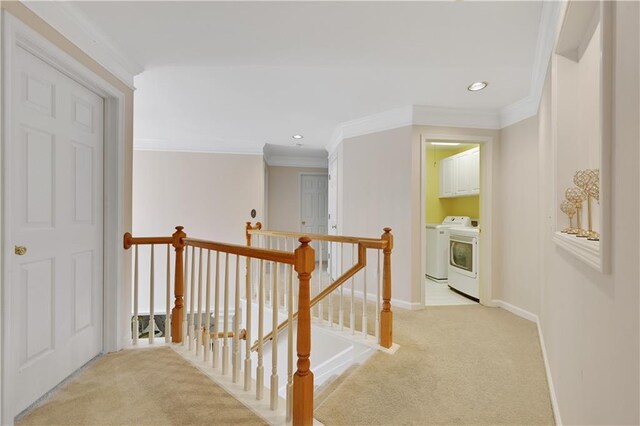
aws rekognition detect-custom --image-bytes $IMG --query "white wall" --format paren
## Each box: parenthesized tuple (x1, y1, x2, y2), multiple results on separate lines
(133, 150, 264, 313)
(495, 3, 639, 423)
(267, 165, 327, 232)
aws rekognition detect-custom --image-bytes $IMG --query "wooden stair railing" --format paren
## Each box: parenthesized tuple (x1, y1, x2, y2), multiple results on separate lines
(246, 223, 394, 350)
(123, 223, 393, 426)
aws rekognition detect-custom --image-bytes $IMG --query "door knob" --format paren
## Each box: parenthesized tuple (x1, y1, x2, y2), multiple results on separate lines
(301, 221, 306, 225)
(15, 246, 27, 256)
(331, 225, 337, 229)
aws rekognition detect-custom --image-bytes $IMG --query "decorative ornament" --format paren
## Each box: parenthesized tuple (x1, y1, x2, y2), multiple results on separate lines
(565, 187, 585, 236)
(560, 200, 577, 233)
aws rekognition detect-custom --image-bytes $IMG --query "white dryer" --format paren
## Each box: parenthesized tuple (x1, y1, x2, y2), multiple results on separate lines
(425, 216, 471, 282)
(448, 226, 480, 300)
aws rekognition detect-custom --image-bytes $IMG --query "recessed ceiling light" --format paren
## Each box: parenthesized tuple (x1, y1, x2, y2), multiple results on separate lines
(292, 134, 304, 139)
(467, 81, 488, 92)
(431, 142, 460, 146)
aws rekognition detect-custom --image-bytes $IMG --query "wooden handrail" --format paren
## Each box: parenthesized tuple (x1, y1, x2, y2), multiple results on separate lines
(249, 228, 387, 247)
(123, 232, 172, 249)
(183, 238, 295, 264)
(251, 242, 367, 351)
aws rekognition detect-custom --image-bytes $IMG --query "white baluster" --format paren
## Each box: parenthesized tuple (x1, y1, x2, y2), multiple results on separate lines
(204, 250, 212, 361)
(268, 237, 273, 308)
(233, 255, 240, 383)
(328, 240, 333, 327)
(182, 245, 189, 346)
(286, 264, 294, 422)
(257, 259, 265, 400)
(317, 240, 323, 323)
(189, 246, 196, 350)
(339, 242, 344, 331)
(376, 249, 381, 343)
(149, 244, 155, 344)
(362, 251, 368, 339)
(350, 244, 355, 334)
(165, 244, 171, 343)
(213, 251, 220, 368)
(223, 253, 230, 375)
(270, 258, 279, 410)
(133, 245, 139, 345)
(244, 254, 253, 392)
(196, 248, 203, 356)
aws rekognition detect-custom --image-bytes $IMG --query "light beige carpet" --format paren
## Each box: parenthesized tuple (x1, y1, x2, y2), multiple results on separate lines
(314, 304, 555, 425)
(16, 346, 265, 426)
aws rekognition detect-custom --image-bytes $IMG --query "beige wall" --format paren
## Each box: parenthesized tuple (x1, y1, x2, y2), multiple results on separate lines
(340, 126, 415, 305)
(134, 151, 264, 243)
(494, 116, 540, 315)
(495, 3, 639, 423)
(0, 2, 134, 349)
(338, 125, 499, 307)
(267, 166, 327, 232)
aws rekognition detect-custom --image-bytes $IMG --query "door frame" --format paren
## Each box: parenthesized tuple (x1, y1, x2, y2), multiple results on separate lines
(0, 12, 127, 423)
(419, 133, 496, 307)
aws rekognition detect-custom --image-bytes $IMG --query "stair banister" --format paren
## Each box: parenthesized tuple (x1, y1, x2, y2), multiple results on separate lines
(293, 236, 315, 426)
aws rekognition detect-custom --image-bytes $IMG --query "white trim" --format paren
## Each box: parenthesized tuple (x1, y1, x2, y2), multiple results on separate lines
(413, 105, 501, 129)
(536, 319, 563, 426)
(264, 155, 328, 169)
(492, 300, 562, 425)
(552, 232, 601, 272)
(492, 299, 537, 323)
(135, 138, 263, 156)
(346, 288, 422, 311)
(20, 1, 142, 89)
(1, 11, 127, 423)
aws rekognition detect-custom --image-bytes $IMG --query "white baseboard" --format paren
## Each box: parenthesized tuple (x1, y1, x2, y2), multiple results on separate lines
(344, 288, 421, 311)
(492, 299, 538, 323)
(492, 300, 562, 426)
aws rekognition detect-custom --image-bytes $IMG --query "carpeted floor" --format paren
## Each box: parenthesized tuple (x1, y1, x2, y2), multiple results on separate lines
(16, 347, 265, 426)
(314, 304, 555, 425)
(16, 304, 554, 426)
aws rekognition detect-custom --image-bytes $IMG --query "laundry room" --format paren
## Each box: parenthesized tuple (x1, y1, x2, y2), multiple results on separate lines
(423, 141, 481, 305)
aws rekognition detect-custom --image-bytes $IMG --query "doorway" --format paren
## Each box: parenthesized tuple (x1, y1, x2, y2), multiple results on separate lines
(420, 133, 495, 307)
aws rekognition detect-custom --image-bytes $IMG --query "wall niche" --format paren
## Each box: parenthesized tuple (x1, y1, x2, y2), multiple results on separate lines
(552, 0, 612, 273)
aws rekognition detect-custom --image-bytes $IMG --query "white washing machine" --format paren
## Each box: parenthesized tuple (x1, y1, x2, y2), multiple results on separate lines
(448, 226, 480, 300)
(425, 216, 471, 282)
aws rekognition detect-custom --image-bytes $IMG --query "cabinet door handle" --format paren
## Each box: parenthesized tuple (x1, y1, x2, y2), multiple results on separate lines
(15, 246, 27, 256)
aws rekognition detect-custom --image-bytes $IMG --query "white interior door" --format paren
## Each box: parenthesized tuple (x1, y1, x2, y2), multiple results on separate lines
(327, 157, 339, 278)
(300, 174, 328, 261)
(10, 45, 104, 414)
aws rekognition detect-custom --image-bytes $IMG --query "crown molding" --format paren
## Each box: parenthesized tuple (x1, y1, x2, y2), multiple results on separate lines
(501, 1, 564, 128)
(264, 155, 328, 168)
(135, 138, 263, 156)
(412, 105, 501, 129)
(327, 106, 413, 155)
(22, 1, 143, 89)
(328, 3, 565, 152)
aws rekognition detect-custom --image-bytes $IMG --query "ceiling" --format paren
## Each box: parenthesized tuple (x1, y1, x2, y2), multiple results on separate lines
(34, 1, 551, 154)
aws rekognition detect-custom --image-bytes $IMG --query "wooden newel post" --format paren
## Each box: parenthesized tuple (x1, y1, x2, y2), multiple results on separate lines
(171, 226, 187, 343)
(293, 237, 315, 426)
(380, 228, 393, 349)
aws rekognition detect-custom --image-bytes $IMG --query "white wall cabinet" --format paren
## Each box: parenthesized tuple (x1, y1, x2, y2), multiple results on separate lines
(438, 147, 480, 198)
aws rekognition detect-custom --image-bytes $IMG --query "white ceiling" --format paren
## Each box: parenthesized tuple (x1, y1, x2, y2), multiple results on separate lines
(37, 1, 552, 154)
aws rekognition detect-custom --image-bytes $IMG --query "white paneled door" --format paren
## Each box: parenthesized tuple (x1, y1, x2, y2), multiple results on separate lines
(10, 46, 104, 414)
(300, 174, 328, 260)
